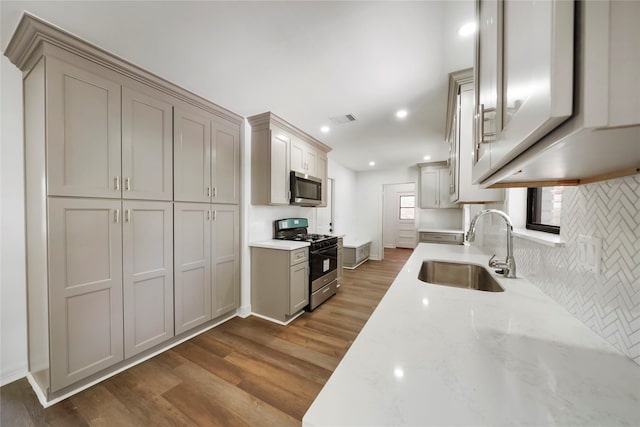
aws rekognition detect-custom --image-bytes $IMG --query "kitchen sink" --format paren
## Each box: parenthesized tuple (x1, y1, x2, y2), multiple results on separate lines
(418, 260, 504, 292)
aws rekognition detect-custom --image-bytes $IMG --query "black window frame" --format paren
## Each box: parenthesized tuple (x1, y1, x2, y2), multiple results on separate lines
(526, 188, 560, 235)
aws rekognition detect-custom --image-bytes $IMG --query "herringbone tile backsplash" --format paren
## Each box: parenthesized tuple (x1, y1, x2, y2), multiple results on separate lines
(479, 175, 640, 365)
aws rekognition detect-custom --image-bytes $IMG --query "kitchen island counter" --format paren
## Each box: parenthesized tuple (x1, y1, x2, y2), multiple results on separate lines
(303, 243, 640, 426)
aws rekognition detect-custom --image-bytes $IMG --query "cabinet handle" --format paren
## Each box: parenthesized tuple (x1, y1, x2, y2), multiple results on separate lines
(213, 187, 217, 198)
(207, 187, 212, 197)
(212, 210, 216, 221)
(125, 177, 130, 191)
(114, 209, 120, 223)
(114, 176, 120, 191)
(125, 209, 130, 223)
(207, 210, 211, 221)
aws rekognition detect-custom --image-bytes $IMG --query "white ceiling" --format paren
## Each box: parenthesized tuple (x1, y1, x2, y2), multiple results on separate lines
(1, 1, 475, 172)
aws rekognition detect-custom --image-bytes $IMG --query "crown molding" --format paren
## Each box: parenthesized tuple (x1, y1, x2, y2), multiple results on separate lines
(247, 111, 332, 153)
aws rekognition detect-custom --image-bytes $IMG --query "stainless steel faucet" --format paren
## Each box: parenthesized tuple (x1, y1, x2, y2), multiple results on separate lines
(466, 209, 517, 278)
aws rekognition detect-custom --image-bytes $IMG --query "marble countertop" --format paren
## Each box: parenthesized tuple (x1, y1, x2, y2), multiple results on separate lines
(303, 243, 640, 426)
(417, 228, 465, 234)
(249, 240, 310, 250)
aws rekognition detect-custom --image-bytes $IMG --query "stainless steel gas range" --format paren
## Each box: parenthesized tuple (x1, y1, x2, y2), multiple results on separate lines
(274, 218, 338, 310)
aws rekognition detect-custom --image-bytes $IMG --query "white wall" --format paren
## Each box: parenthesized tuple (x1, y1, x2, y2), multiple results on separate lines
(1, 54, 28, 385)
(355, 166, 419, 259)
(328, 157, 357, 237)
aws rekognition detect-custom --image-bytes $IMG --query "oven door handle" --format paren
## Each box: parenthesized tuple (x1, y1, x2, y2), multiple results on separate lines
(310, 245, 338, 255)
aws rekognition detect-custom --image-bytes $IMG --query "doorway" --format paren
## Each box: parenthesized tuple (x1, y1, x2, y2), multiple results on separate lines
(382, 183, 417, 250)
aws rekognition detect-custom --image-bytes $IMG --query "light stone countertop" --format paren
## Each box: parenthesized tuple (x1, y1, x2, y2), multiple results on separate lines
(248, 240, 310, 250)
(303, 243, 640, 426)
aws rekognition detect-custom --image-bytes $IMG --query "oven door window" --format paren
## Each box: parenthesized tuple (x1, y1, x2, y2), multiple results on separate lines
(309, 246, 337, 282)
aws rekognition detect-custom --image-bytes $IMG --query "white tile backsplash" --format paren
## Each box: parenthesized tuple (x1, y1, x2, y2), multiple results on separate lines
(476, 175, 640, 365)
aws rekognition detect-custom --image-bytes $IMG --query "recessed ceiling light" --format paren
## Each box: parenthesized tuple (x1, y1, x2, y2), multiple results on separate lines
(369, 161, 376, 166)
(423, 155, 431, 160)
(396, 109, 408, 119)
(320, 126, 330, 133)
(458, 22, 477, 37)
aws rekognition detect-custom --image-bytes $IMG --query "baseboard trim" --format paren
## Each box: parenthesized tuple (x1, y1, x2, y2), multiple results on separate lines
(237, 305, 252, 318)
(1, 366, 28, 387)
(250, 310, 305, 326)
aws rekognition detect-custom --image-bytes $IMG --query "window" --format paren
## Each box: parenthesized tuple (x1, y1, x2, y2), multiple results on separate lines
(399, 195, 415, 220)
(526, 186, 563, 234)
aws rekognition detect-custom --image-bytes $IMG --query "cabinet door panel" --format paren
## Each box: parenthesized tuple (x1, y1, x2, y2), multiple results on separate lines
(211, 205, 239, 316)
(123, 201, 173, 358)
(211, 117, 240, 204)
(174, 108, 211, 203)
(122, 87, 173, 201)
(317, 153, 328, 207)
(289, 263, 308, 315)
(270, 132, 290, 204)
(48, 198, 123, 392)
(420, 169, 439, 208)
(306, 148, 317, 177)
(438, 169, 456, 208)
(46, 58, 121, 198)
(290, 139, 306, 173)
(472, 0, 501, 183)
(174, 203, 211, 334)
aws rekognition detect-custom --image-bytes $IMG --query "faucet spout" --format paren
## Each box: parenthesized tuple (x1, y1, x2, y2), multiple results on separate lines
(465, 209, 517, 278)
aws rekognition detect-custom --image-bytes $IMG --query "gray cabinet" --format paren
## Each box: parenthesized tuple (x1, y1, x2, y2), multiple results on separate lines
(9, 14, 243, 404)
(46, 57, 122, 199)
(122, 201, 174, 358)
(446, 70, 503, 204)
(211, 205, 240, 316)
(174, 203, 240, 334)
(48, 197, 124, 391)
(418, 231, 464, 245)
(248, 112, 331, 207)
(419, 164, 457, 209)
(251, 246, 309, 323)
(121, 87, 173, 201)
(174, 106, 240, 204)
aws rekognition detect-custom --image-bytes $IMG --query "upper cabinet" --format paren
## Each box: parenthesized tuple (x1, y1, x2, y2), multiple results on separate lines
(473, 0, 640, 187)
(174, 105, 240, 204)
(446, 69, 503, 204)
(473, 0, 574, 184)
(248, 112, 331, 207)
(419, 162, 457, 209)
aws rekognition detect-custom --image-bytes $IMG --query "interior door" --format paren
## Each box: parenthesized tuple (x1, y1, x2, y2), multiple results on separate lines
(396, 192, 416, 249)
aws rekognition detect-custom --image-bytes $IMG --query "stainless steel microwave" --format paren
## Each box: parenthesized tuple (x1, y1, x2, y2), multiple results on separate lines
(290, 171, 322, 206)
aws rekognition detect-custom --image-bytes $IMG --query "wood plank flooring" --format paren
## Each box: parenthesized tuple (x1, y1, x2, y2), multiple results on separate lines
(0, 248, 412, 426)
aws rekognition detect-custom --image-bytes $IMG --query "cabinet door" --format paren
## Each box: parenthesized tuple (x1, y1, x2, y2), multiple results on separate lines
(46, 57, 121, 198)
(48, 198, 123, 392)
(420, 168, 439, 208)
(211, 204, 239, 317)
(290, 138, 306, 173)
(270, 131, 290, 204)
(317, 152, 328, 207)
(174, 203, 211, 334)
(305, 147, 318, 177)
(174, 107, 212, 203)
(289, 262, 308, 315)
(122, 87, 173, 201)
(438, 168, 456, 208)
(211, 117, 240, 204)
(472, 0, 502, 183)
(122, 201, 174, 358)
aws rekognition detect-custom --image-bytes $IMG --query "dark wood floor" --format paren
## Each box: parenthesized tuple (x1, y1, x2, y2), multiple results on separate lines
(1, 248, 412, 426)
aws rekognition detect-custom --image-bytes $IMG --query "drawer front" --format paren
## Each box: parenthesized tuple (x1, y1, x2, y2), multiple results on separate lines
(419, 232, 463, 244)
(309, 279, 338, 310)
(290, 248, 309, 265)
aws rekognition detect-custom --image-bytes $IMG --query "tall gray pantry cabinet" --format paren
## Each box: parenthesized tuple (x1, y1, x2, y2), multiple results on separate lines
(6, 14, 242, 403)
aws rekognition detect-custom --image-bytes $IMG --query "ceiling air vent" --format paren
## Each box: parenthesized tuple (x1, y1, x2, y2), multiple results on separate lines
(329, 114, 357, 125)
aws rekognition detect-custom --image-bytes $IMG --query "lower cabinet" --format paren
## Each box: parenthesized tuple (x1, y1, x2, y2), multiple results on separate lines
(48, 197, 174, 391)
(251, 246, 309, 323)
(122, 201, 174, 359)
(174, 203, 239, 335)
